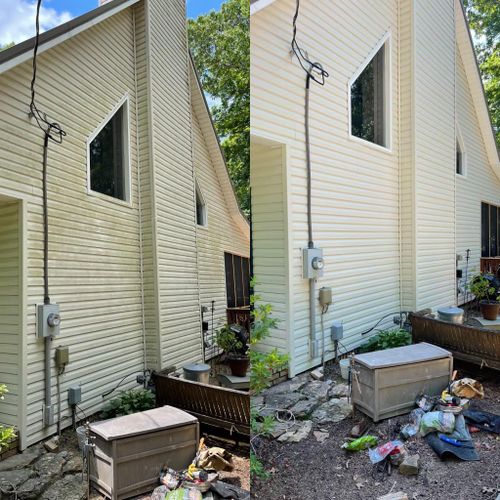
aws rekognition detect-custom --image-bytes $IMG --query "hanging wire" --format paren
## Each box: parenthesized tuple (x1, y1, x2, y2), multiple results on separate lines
(29, 0, 66, 143)
(291, 0, 329, 85)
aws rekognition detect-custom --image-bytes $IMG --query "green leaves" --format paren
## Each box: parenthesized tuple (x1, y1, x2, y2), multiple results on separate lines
(0, 383, 16, 451)
(188, 0, 250, 215)
(464, 0, 500, 146)
(100, 389, 155, 419)
(358, 329, 412, 353)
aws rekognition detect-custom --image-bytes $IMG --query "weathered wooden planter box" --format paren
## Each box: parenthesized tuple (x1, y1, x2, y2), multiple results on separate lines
(352, 343, 452, 421)
(153, 371, 250, 437)
(89, 406, 198, 500)
(411, 312, 500, 370)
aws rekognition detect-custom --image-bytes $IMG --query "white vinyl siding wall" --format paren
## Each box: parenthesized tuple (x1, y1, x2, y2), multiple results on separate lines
(0, 202, 22, 431)
(251, 141, 290, 354)
(455, 51, 500, 283)
(0, 10, 144, 447)
(192, 106, 249, 348)
(413, 0, 456, 309)
(252, 0, 401, 376)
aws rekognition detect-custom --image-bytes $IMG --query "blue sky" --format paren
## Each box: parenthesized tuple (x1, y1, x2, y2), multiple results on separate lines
(0, 0, 225, 45)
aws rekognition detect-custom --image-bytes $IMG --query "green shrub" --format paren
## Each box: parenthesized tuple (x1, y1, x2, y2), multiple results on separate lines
(0, 384, 16, 451)
(358, 329, 412, 353)
(100, 389, 155, 419)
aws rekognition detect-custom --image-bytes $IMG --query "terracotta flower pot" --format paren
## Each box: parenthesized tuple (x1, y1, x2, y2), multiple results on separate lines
(228, 356, 250, 377)
(480, 300, 500, 320)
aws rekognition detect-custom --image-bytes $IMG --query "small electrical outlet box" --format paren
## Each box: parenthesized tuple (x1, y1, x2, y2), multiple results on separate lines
(303, 247, 324, 279)
(319, 287, 333, 307)
(67, 386, 82, 406)
(55, 346, 69, 369)
(331, 321, 343, 340)
(456, 269, 463, 279)
(37, 304, 61, 338)
(43, 404, 55, 426)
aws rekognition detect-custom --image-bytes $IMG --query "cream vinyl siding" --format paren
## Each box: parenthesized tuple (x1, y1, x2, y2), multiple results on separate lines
(413, 0, 456, 309)
(192, 105, 249, 348)
(251, 141, 290, 353)
(455, 51, 500, 284)
(146, 0, 202, 367)
(0, 202, 22, 430)
(252, 0, 401, 376)
(0, 10, 144, 447)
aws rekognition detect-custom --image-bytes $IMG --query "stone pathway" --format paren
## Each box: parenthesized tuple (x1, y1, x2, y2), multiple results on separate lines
(253, 371, 353, 443)
(0, 446, 86, 500)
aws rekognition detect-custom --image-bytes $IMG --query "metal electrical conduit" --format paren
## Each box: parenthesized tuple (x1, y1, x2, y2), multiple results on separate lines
(291, 0, 329, 359)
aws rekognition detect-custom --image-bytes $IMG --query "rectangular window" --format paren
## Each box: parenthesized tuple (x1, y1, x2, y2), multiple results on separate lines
(89, 100, 129, 201)
(350, 40, 388, 148)
(195, 182, 207, 226)
(481, 202, 500, 257)
(224, 252, 250, 308)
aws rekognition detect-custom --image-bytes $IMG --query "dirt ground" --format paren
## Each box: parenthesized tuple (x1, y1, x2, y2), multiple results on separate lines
(251, 361, 500, 500)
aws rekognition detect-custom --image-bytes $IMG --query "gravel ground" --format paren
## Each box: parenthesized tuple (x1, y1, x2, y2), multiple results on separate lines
(251, 361, 500, 500)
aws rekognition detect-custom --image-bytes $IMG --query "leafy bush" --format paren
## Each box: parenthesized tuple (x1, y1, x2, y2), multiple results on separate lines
(0, 384, 16, 451)
(469, 274, 500, 302)
(100, 389, 155, 419)
(358, 329, 412, 353)
(216, 324, 245, 355)
(250, 279, 288, 478)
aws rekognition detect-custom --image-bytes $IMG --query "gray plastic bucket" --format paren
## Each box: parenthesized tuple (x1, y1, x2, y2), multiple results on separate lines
(183, 363, 210, 384)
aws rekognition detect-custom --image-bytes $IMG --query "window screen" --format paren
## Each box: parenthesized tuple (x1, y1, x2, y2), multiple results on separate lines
(351, 44, 387, 147)
(89, 105, 126, 201)
(225, 252, 250, 308)
(482, 202, 500, 258)
(196, 185, 207, 226)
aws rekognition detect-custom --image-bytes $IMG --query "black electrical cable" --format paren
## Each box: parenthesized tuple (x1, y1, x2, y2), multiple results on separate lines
(359, 311, 412, 336)
(30, 0, 66, 305)
(291, 0, 329, 249)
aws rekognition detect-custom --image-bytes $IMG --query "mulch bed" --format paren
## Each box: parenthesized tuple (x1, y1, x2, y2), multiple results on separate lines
(251, 361, 500, 500)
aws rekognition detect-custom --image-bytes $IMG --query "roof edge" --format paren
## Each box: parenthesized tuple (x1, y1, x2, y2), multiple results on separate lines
(0, 0, 140, 75)
(250, 0, 278, 16)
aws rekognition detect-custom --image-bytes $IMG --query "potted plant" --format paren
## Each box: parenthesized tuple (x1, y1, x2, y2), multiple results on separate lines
(216, 324, 249, 377)
(469, 274, 500, 320)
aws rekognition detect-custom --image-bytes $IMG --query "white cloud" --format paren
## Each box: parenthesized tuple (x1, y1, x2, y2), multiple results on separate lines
(0, 0, 72, 46)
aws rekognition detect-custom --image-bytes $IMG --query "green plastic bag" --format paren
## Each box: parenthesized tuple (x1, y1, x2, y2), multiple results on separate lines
(341, 435, 378, 451)
(165, 488, 203, 500)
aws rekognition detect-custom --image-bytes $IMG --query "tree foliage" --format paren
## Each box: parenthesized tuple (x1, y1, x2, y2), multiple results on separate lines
(465, 0, 500, 146)
(188, 0, 250, 215)
(0, 42, 15, 52)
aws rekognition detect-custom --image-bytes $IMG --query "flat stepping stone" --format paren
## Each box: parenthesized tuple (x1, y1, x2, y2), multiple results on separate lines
(0, 469, 35, 490)
(302, 380, 332, 402)
(312, 397, 353, 424)
(0, 449, 41, 472)
(40, 474, 86, 500)
(289, 398, 319, 419)
(265, 392, 305, 410)
(329, 383, 350, 398)
(277, 420, 312, 443)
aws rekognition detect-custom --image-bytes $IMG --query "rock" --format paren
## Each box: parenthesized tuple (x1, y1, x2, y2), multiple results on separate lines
(312, 397, 353, 424)
(17, 475, 53, 500)
(288, 398, 319, 419)
(262, 378, 307, 397)
(44, 436, 60, 453)
(310, 368, 324, 380)
(268, 422, 293, 439)
(0, 449, 41, 472)
(278, 420, 312, 443)
(377, 493, 408, 500)
(40, 474, 86, 500)
(313, 430, 329, 443)
(329, 383, 350, 398)
(62, 454, 83, 474)
(302, 380, 332, 402)
(33, 452, 68, 478)
(265, 392, 305, 410)
(399, 454, 420, 476)
(251, 396, 264, 408)
(0, 469, 35, 490)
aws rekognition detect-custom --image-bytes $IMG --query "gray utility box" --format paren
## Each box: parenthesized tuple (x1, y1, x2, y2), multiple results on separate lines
(351, 342, 452, 422)
(89, 406, 199, 500)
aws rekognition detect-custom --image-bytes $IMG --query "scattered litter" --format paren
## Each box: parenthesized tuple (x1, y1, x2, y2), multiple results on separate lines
(451, 378, 484, 399)
(416, 394, 435, 413)
(197, 447, 233, 471)
(400, 408, 425, 440)
(398, 454, 420, 475)
(350, 417, 369, 438)
(424, 432, 479, 461)
(165, 488, 203, 500)
(369, 440, 404, 464)
(341, 435, 378, 451)
(419, 411, 455, 436)
(463, 409, 500, 433)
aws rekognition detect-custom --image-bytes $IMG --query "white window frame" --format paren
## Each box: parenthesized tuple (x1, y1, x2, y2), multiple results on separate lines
(347, 31, 392, 153)
(456, 122, 467, 178)
(195, 179, 208, 228)
(86, 93, 132, 205)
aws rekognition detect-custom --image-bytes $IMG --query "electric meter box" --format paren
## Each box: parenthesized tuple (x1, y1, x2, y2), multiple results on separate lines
(303, 247, 324, 279)
(37, 304, 61, 338)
